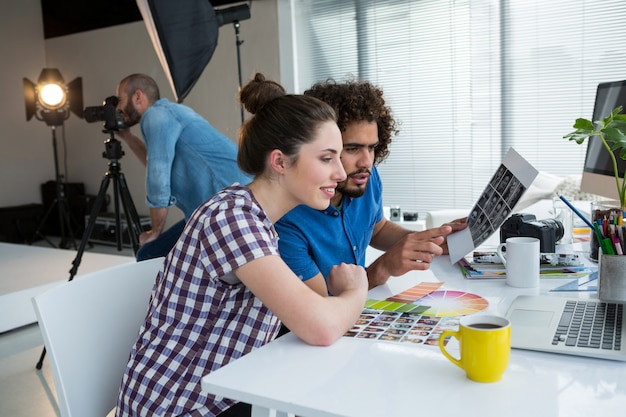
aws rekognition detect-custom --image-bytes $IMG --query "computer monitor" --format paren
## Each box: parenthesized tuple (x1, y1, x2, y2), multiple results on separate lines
(580, 80, 626, 200)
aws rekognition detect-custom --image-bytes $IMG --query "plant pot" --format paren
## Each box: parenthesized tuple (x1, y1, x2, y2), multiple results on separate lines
(598, 253, 626, 302)
(589, 200, 623, 262)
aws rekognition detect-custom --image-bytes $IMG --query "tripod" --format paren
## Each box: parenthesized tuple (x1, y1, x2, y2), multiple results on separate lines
(36, 130, 144, 370)
(29, 126, 77, 249)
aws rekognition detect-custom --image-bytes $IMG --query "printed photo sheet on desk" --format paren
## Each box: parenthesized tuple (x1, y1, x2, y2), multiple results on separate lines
(345, 281, 489, 347)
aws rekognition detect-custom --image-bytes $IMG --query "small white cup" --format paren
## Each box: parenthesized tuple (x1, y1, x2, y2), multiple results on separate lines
(496, 237, 540, 288)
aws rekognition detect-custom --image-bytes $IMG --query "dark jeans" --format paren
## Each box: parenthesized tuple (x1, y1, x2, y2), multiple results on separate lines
(136, 219, 186, 261)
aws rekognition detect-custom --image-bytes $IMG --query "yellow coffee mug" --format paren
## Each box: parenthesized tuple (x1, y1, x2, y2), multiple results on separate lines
(438, 314, 510, 382)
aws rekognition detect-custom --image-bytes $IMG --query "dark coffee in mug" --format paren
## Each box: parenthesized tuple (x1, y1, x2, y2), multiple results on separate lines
(468, 323, 502, 329)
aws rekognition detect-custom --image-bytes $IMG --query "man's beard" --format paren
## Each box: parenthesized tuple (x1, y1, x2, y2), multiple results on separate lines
(336, 169, 370, 199)
(122, 103, 141, 128)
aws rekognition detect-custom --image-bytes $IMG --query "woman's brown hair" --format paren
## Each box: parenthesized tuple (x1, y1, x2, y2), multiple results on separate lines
(237, 73, 337, 176)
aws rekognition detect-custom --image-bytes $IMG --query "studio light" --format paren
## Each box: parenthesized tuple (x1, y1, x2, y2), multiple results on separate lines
(215, 4, 251, 27)
(39, 83, 66, 109)
(23, 68, 83, 127)
(22, 68, 84, 251)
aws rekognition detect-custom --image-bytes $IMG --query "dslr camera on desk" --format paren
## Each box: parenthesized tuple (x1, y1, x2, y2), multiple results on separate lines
(500, 213, 564, 253)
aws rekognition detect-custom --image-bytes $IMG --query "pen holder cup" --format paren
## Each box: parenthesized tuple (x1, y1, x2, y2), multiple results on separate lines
(589, 200, 623, 262)
(598, 253, 626, 302)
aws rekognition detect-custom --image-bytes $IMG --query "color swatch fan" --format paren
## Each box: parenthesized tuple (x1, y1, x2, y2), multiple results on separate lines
(416, 290, 489, 316)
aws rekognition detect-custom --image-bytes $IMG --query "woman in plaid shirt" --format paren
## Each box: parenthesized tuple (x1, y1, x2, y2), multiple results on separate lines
(115, 73, 369, 417)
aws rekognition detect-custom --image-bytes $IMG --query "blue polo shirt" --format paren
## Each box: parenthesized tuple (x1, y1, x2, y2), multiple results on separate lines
(275, 167, 384, 281)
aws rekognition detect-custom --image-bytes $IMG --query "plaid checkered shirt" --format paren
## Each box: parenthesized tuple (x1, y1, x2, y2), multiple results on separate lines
(116, 185, 282, 417)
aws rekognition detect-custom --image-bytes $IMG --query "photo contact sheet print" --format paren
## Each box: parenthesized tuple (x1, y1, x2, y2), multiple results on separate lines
(345, 282, 489, 346)
(448, 148, 539, 263)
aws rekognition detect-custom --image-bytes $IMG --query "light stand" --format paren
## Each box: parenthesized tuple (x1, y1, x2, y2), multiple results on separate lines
(215, 4, 251, 124)
(233, 20, 245, 124)
(23, 68, 83, 249)
(29, 126, 76, 249)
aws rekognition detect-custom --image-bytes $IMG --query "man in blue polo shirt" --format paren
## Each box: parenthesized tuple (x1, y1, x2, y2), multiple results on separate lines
(275, 79, 466, 296)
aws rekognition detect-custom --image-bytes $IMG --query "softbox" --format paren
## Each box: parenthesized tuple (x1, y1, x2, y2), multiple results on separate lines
(136, 0, 219, 103)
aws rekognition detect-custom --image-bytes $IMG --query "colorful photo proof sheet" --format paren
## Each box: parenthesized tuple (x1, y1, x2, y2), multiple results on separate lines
(345, 283, 489, 346)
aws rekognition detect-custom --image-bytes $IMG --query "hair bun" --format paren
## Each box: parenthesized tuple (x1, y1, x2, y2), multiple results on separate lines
(239, 73, 286, 115)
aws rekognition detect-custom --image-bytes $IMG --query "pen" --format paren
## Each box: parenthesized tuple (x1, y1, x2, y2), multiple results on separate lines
(597, 219, 603, 235)
(612, 235, 624, 255)
(596, 219, 608, 237)
(558, 195, 595, 229)
(596, 225, 615, 255)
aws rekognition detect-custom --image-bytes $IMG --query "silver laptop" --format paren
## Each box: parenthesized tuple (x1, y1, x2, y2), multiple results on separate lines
(505, 295, 626, 361)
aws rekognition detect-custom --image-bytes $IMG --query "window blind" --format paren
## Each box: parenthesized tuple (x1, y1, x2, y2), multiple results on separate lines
(285, 0, 626, 214)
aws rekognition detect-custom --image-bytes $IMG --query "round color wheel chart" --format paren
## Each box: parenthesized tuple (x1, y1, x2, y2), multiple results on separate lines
(415, 290, 488, 316)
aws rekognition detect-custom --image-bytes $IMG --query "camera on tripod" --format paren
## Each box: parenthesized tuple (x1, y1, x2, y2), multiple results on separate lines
(83, 96, 126, 132)
(500, 213, 564, 253)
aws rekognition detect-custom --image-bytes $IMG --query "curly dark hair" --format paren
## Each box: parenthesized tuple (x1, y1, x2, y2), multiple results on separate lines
(304, 78, 398, 164)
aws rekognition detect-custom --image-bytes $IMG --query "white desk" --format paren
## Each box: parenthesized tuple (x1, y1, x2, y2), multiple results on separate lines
(201, 255, 626, 417)
(0, 242, 133, 332)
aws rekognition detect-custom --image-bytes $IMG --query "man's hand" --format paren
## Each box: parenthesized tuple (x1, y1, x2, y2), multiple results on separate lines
(115, 127, 133, 141)
(326, 263, 368, 297)
(115, 128, 147, 166)
(366, 225, 454, 288)
(139, 207, 168, 246)
(139, 230, 159, 245)
(440, 216, 468, 254)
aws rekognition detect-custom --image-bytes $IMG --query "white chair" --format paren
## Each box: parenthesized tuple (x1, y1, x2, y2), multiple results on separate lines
(32, 257, 164, 417)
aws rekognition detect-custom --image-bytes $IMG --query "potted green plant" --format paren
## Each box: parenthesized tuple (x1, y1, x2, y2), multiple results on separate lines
(564, 106, 626, 260)
(563, 105, 626, 210)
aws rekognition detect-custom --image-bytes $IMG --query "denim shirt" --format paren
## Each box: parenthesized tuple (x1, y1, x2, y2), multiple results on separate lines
(275, 167, 384, 281)
(140, 99, 252, 219)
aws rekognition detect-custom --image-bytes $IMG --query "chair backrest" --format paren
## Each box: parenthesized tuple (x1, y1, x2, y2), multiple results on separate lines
(32, 257, 164, 417)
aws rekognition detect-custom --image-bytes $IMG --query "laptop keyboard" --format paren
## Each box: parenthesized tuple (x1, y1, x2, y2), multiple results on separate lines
(552, 300, 623, 350)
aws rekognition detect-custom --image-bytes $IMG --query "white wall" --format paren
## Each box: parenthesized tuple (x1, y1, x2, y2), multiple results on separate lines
(1, 0, 49, 206)
(1, 0, 279, 231)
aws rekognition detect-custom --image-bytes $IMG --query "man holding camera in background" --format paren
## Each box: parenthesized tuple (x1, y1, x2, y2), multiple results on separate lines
(115, 73, 252, 261)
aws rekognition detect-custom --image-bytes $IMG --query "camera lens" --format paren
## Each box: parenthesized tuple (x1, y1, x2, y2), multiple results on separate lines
(83, 96, 125, 131)
(83, 105, 105, 123)
(539, 218, 564, 242)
